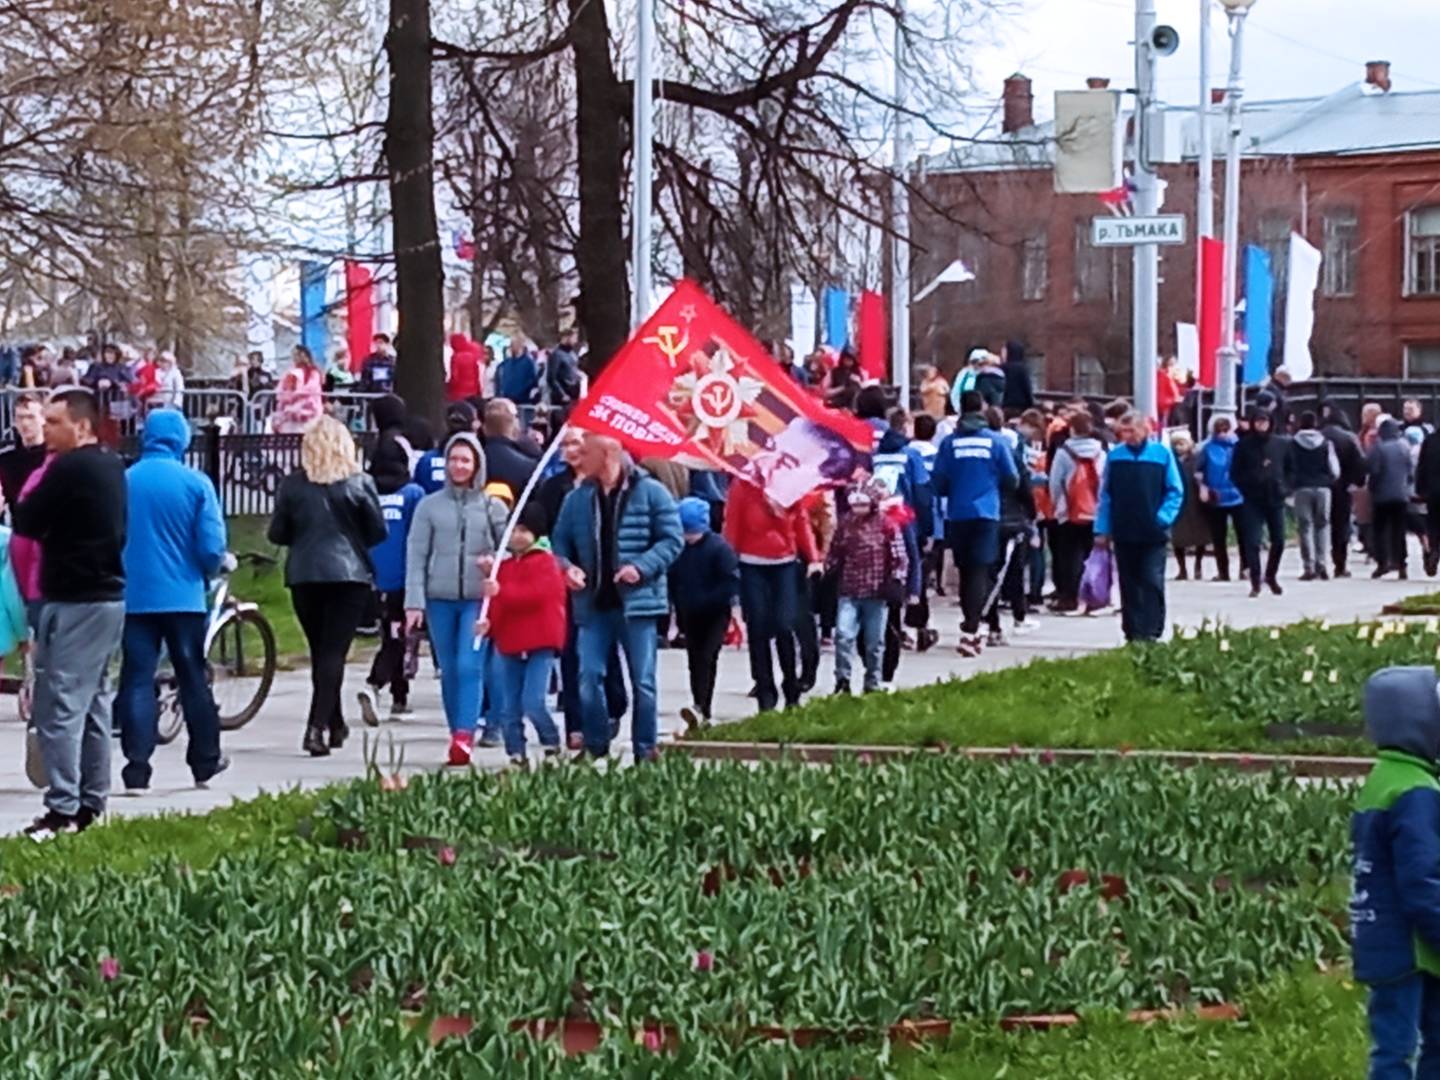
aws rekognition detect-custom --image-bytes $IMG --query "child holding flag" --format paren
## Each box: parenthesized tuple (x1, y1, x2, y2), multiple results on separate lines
(481, 502, 566, 769)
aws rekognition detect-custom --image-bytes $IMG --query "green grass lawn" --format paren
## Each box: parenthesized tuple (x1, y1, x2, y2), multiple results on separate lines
(693, 644, 1370, 756)
(899, 970, 1364, 1080)
(1388, 590, 1440, 615)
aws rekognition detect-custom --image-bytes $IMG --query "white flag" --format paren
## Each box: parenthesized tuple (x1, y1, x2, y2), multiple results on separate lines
(788, 283, 817, 358)
(1283, 232, 1322, 382)
(912, 259, 976, 303)
(1175, 322, 1198, 380)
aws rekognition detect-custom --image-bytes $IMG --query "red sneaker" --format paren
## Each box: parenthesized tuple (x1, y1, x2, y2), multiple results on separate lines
(447, 732, 474, 767)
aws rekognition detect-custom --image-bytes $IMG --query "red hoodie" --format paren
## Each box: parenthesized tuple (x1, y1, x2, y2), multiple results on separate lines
(488, 546, 567, 656)
(447, 333, 483, 401)
(723, 479, 819, 564)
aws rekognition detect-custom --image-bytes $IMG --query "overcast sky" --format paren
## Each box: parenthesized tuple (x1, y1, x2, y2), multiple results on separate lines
(966, 0, 1440, 136)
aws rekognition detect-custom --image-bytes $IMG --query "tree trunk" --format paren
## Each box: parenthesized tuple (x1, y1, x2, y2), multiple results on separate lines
(568, 0, 628, 373)
(385, 0, 445, 427)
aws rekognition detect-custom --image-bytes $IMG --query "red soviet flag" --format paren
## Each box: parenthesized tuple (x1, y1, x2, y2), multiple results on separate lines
(1197, 237, 1224, 389)
(569, 280, 875, 506)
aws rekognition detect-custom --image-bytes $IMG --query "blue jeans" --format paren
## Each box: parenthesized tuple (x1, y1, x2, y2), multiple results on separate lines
(835, 597, 886, 690)
(577, 610, 657, 759)
(492, 649, 560, 756)
(1369, 973, 1440, 1080)
(116, 613, 221, 789)
(426, 599, 484, 735)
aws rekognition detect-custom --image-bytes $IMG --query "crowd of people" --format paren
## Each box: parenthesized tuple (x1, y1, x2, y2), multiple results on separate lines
(5, 325, 1437, 838)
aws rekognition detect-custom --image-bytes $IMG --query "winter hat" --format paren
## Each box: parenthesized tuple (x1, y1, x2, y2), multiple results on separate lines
(485, 481, 515, 506)
(371, 394, 407, 432)
(445, 401, 478, 436)
(678, 496, 710, 535)
(517, 500, 548, 539)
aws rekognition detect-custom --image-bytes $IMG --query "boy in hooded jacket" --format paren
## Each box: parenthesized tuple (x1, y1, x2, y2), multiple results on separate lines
(482, 502, 566, 768)
(1353, 666, 1440, 1079)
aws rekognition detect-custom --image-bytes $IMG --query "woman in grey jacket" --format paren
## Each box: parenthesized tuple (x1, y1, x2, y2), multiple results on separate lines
(268, 416, 386, 757)
(404, 433, 510, 764)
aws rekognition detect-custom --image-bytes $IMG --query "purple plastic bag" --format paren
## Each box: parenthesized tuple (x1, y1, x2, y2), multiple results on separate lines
(1078, 548, 1114, 611)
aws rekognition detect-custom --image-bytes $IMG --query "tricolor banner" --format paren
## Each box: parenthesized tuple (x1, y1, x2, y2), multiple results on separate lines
(569, 280, 875, 507)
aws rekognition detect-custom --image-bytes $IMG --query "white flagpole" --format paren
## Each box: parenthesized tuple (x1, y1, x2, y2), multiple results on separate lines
(891, 0, 912, 408)
(630, 0, 656, 331)
(475, 428, 570, 640)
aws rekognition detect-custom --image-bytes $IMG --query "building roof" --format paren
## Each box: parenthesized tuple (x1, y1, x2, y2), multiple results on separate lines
(924, 81, 1440, 176)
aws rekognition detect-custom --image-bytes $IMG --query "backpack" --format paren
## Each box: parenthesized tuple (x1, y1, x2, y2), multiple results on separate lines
(1063, 447, 1101, 523)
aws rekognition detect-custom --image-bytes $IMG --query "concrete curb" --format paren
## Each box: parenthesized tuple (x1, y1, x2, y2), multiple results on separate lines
(667, 741, 1375, 778)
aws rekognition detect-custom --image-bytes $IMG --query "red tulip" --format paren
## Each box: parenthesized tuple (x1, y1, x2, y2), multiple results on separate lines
(1101, 873, 1129, 901)
(1040, 748, 1056, 766)
(694, 950, 714, 973)
(1056, 869, 1090, 895)
(642, 1028, 662, 1052)
(437, 846, 457, 867)
(99, 956, 120, 982)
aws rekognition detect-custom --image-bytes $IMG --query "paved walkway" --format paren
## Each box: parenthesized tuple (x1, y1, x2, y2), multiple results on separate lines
(0, 548, 1426, 834)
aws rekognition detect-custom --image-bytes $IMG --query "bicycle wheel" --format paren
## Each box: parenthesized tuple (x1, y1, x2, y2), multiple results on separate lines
(155, 667, 184, 746)
(209, 608, 277, 731)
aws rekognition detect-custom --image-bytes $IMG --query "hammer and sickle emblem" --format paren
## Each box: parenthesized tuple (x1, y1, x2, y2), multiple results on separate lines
(644, 325, 689, 367)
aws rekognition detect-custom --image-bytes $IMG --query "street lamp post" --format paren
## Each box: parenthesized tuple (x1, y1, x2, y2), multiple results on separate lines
(1214, 0, 1257, 419)
(1131, 0, 1161, 423)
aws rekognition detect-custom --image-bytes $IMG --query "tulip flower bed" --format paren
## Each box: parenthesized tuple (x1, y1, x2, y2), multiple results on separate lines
(695, 618, 1439, 753)
(0, 756, 1353, 1075)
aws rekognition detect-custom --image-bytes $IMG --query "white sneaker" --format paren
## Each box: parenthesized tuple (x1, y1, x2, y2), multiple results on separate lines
(1012, 620, 1040, 636)
(357, 687, 381, 728)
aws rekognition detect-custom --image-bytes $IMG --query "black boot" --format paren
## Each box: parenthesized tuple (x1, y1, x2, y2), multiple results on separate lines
(303, 725, 330, 757)
(329, 719, 351, 750)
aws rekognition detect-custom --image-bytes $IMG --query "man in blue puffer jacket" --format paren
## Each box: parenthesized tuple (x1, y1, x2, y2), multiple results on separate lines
(552, 433, 682, 761)
(1196, 415, 1244, 582)
(1352, 666, 1440, 1079)
(115, 409, 228, 792)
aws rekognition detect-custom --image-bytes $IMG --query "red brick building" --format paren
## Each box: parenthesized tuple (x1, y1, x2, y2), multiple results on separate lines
(913, 63, 1440, 395)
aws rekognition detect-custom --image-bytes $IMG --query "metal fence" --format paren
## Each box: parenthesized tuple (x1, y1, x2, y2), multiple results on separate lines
(116, 428, 380, 517)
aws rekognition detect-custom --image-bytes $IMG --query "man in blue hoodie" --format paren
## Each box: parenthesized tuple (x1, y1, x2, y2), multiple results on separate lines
(114, 410, 229, 792)
(931, 390, 1019, 657)
(1352, 666, 1440, 1079)
(1093, 411, 1184, 643)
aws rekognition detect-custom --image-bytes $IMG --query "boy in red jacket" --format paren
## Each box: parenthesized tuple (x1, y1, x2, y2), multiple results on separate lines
(482, 502, 566, 767)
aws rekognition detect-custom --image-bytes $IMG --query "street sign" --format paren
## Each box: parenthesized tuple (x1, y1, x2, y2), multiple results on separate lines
(1091, 215, 1187, 247)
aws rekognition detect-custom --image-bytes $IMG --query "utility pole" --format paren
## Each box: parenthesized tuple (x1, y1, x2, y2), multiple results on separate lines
(1215, 0, 1255, 418)
(630, 0, 656, 331)
(891, 1, 912, 408)
(1131, 0, 1161, 422)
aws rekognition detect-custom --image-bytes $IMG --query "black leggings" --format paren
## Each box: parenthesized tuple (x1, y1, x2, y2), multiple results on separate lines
(290, 582, 370, 735)
(987, 534, 1029, 632)
(1205, 504, 1242, 580)
(677, 608, 729, 720)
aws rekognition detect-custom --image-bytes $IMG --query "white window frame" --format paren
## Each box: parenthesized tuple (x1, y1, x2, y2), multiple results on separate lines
(1020, 232, 1048, 302)
(1321, 209, 1358, 298)
(1405, 206, 1440, 298)
(1404, 344, 1440, 379)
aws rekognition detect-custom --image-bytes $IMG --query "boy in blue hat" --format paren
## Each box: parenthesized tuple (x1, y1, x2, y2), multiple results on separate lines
(1353, 665, 1440, 1078)
(667, 496, 738, 730)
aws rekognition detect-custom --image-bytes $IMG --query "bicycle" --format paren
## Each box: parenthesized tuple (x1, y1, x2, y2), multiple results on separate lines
(21, 553, 279, 788)
(155, 552, 278, 745)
